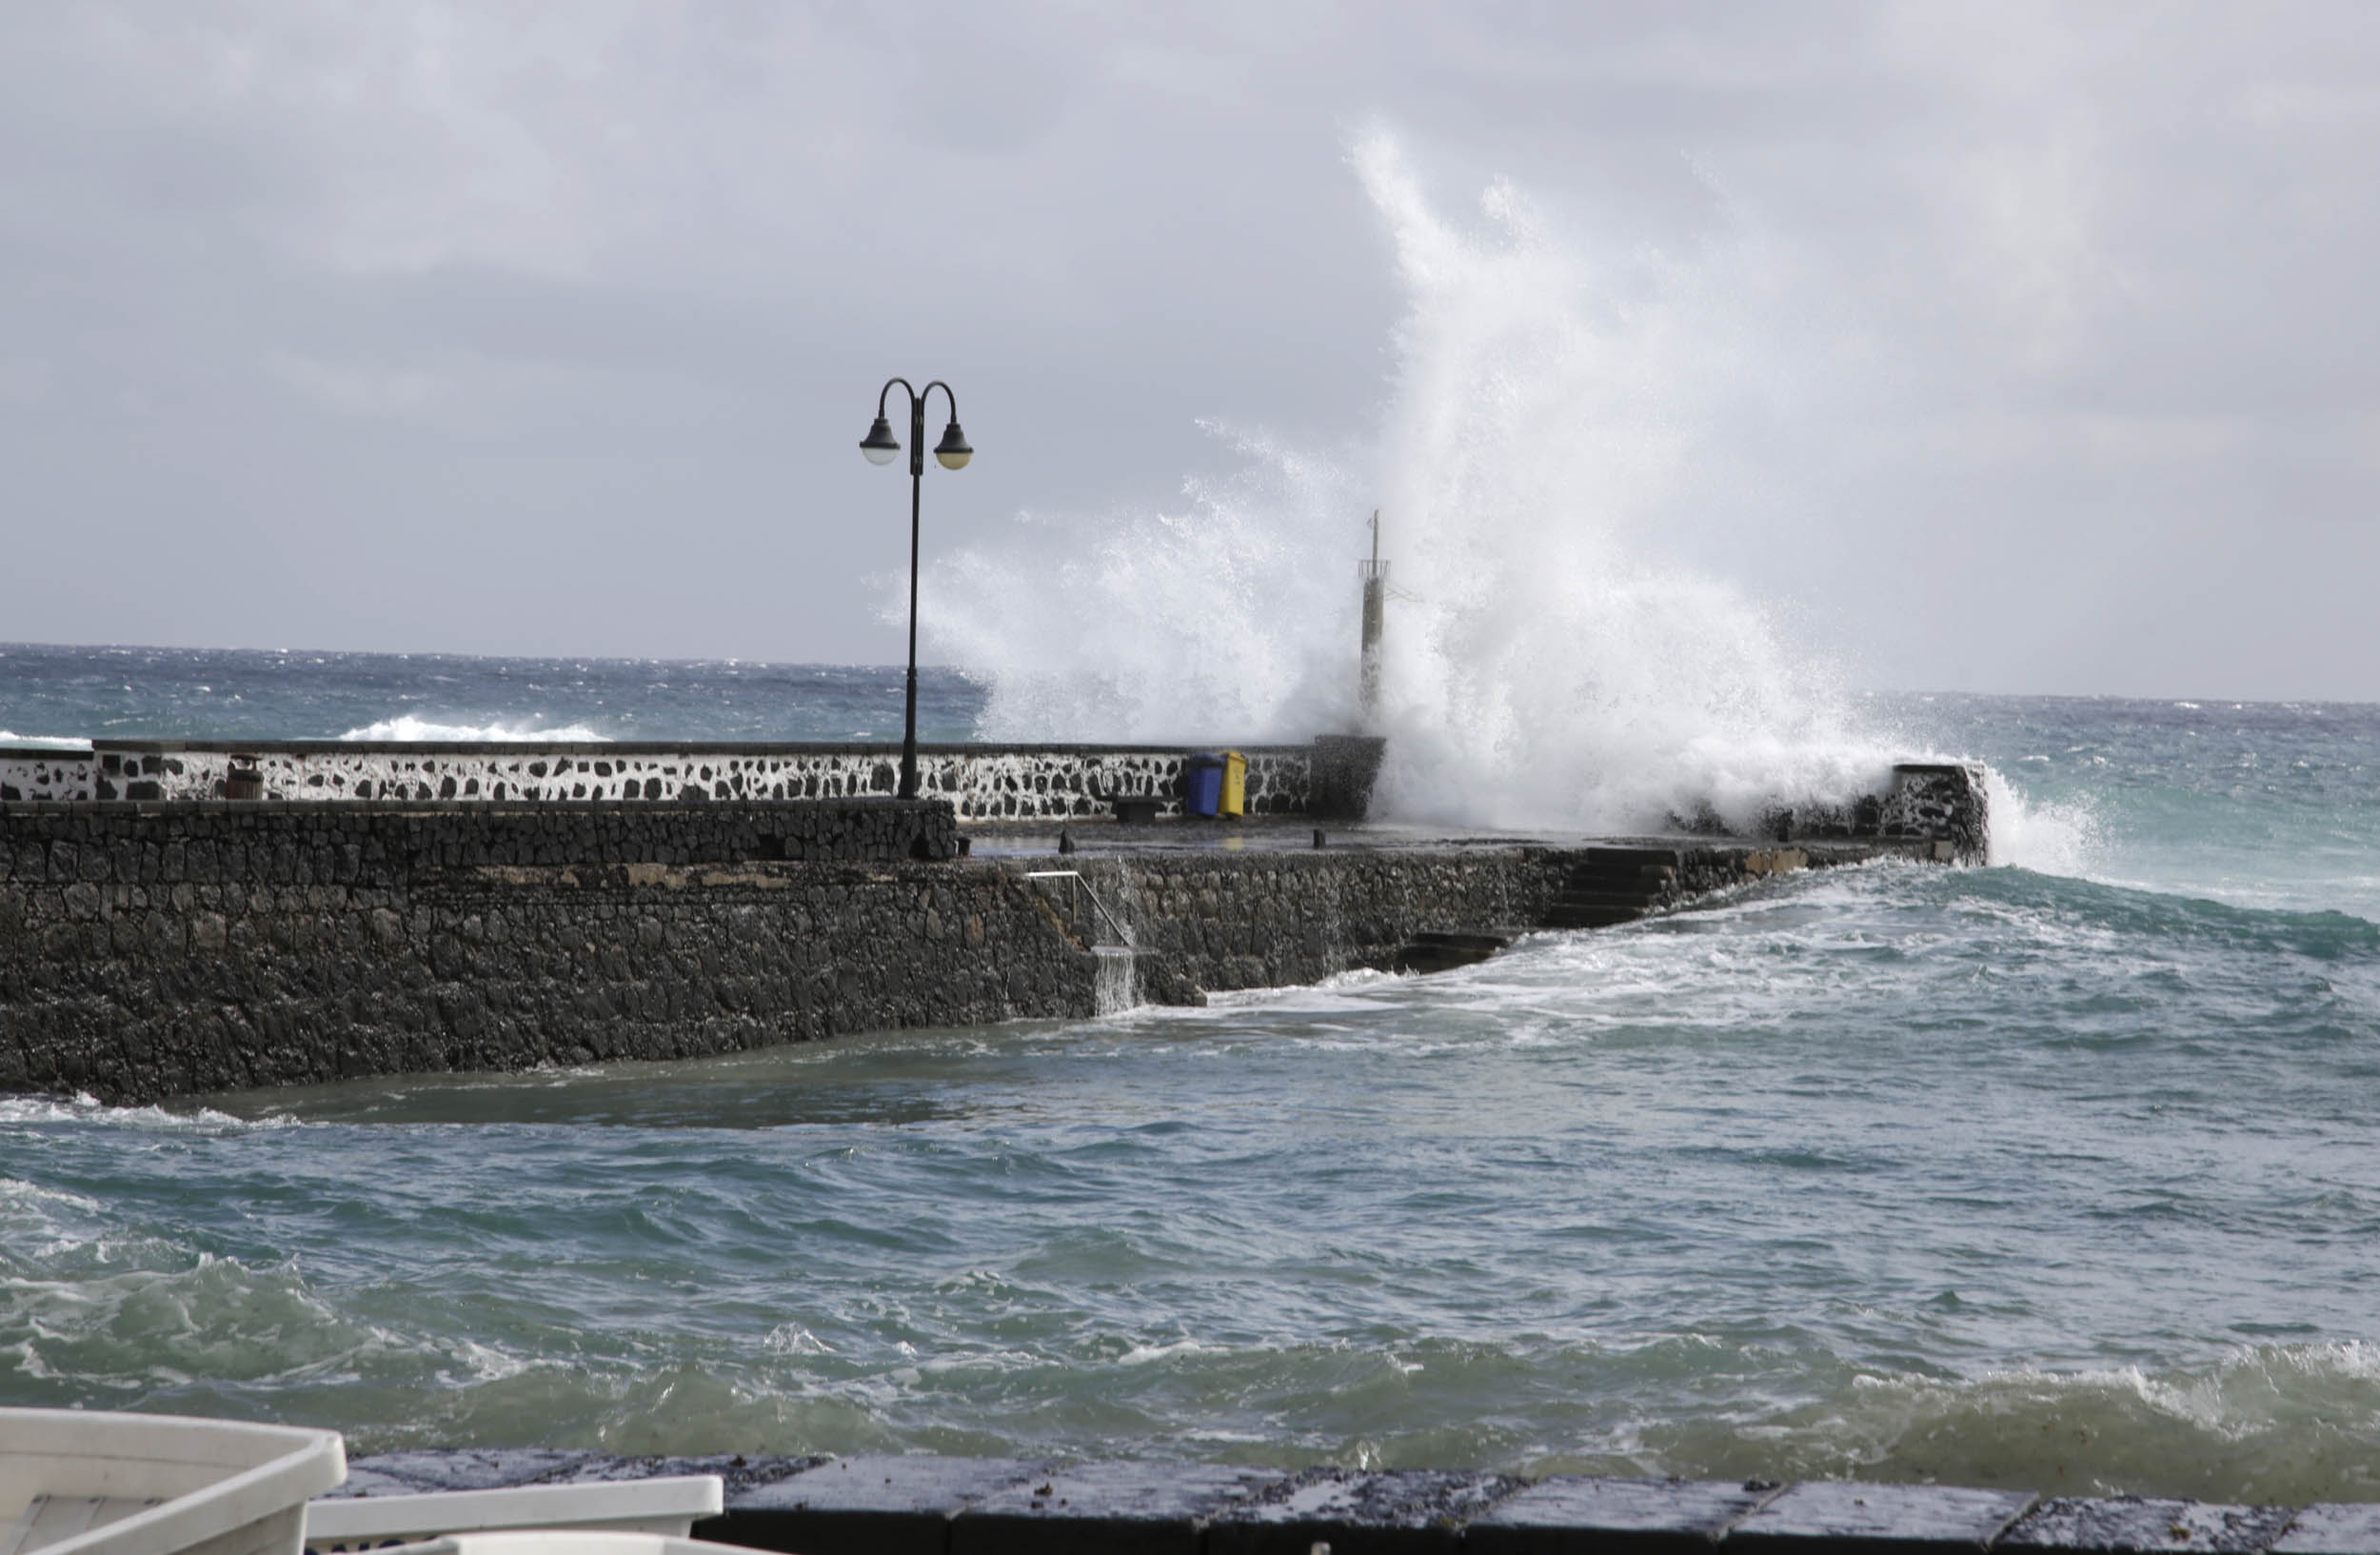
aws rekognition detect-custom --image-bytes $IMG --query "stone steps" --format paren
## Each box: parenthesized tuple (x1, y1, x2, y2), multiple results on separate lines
(1541, 904, 1651, 929)
(1391, 928, 1516, 974)
(1551, 889, 1669, 910)
(1540, 846, 1682, 932)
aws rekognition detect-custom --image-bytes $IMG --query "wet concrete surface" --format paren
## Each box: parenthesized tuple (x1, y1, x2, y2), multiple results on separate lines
(730, 1455, 1051, 1555)
(962, 812, 1940, 869)
(2004, 1498, 2299, 1554)
(962, 813, 1583, 859)
(1466, 1476, 1782, 1555)
(1729, 1481, 2038, 1555)
(2272, 1504, 2380, 1555)
(340, 1454, 2375, 1555)
(330, 1449, 823, 1502)
(946, 1461, 1286, 1555)
(1205, 1467, 1526, 1555)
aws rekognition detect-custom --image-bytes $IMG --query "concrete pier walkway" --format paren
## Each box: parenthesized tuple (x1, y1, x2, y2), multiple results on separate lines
(966, 813, 1738, 857)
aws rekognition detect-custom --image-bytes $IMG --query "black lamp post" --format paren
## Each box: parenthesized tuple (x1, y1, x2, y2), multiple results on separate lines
(860, 377, 971, 801)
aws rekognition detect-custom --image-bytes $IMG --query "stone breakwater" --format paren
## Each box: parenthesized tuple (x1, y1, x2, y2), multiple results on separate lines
(334, 1449, 2367, 1555)
(1771, 762, 1992, 864)
(0, 738, 1385, 821)
(0, 794, 1958, 1102)
(0, 800, 1003, 1099)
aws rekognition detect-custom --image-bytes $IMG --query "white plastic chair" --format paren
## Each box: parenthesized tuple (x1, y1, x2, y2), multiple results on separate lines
(0, 1408, 346, 1555)
(352, 1533, 767, 1555)
(305, 1478, 723, 1553)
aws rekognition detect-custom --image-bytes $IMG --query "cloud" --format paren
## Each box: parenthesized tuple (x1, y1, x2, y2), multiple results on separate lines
(1, 1, 2375, 696)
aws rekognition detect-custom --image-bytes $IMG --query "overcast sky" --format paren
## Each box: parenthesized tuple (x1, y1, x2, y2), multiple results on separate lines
(3, 3, 2375, 699)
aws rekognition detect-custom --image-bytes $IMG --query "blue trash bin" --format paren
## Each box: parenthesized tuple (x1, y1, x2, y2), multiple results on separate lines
(1183, 754, 1224, 818)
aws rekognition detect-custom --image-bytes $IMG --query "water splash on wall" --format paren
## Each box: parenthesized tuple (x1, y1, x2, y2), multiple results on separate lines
(923, 432, 1366, 748)
(1979, 765, 2101, 875)
(1092, 947, 1140, 1017)
(923, 131, 2000, 838)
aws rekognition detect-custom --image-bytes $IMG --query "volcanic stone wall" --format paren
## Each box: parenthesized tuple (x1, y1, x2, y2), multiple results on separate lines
(0, 801, 961, 880)
(0, 812, 1569, 1101)
(1773, 762, 1992, 862)
(1049, 840, 1908, 1006)
(0, 740, 1339, 820)
(0, 800, 1006, 1100)
(1061, 849, 1564, 1005)
(0, 791, 1949, 1102)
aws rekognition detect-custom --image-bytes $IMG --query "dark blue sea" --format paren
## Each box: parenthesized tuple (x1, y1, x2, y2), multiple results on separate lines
(4, 644, 2379, 1504)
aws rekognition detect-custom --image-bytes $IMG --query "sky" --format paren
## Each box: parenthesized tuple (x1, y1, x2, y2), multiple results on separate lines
(2, 2, 2375, 700)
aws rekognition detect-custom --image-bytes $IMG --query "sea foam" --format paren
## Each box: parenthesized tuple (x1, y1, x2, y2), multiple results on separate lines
(0, 1092, 289, 1134)
(337, 715, 610, 743)
(1609, 1344, 2380, 1505)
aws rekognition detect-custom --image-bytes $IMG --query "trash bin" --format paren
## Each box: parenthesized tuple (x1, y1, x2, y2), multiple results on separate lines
(1220, 750, 1247, 818)
(1183, 754, 1224, 818)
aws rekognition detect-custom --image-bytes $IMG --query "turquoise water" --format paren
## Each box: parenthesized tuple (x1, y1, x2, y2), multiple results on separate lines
(4, 652, 2379, 1504)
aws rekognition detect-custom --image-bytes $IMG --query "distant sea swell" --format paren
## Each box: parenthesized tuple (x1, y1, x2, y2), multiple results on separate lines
(0, 644, 989, 747)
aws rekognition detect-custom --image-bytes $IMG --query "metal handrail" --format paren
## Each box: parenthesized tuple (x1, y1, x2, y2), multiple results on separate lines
(1021, 869, 1135, 947)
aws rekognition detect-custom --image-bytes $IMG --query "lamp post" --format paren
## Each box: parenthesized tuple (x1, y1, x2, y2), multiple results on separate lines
(860, 377, 971, 801)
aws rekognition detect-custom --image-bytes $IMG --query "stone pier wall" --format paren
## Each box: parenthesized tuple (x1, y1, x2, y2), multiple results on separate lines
(0, 744, 1986, 856)
(0, 800, 1046, 1100)
(0, 793, 1952, 1102)
(1766, 762, 1992, 862)
(1046, 839, 1917, 1007)
(0, 740, 1346, 820)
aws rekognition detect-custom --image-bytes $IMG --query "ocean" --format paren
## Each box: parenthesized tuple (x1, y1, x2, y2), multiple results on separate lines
(4, 644, 2377, 1505)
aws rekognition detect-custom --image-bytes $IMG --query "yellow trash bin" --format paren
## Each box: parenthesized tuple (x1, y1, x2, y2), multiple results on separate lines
(1220, 750, 1247, 818)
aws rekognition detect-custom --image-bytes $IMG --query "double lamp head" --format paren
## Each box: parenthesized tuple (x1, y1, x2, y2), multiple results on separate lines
(860, 414, 972, 470)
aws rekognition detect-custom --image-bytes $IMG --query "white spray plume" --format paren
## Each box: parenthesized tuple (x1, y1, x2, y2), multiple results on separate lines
(922, 130, 1955, 834)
